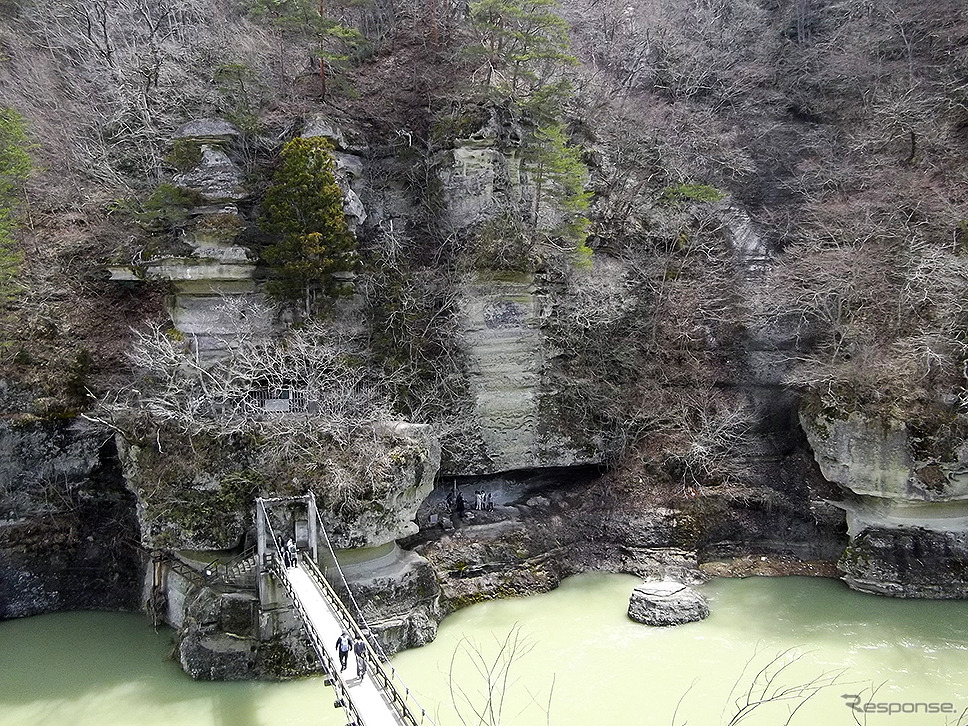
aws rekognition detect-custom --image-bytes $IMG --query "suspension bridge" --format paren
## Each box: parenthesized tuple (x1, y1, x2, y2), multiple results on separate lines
(255, 495, 434, 726)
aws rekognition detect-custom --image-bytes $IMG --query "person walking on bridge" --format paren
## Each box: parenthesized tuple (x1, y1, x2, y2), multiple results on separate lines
(286, 538, 297, 568)
(336, 631, 351, 672)
(354, 637, 367, 680)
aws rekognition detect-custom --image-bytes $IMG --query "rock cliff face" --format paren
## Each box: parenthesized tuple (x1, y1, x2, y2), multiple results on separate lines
(93, 114, 452, 679)
(321, 423, 442, 550)
(116, 417, 443, 676)
(342, 545, 442, 652)
(0, 420, 142, 618)
(438, 115, 525, 233)
(0, 108, 852, 678)
(175, 576, 319, 681)
(801, 410, 968, 597)
(457, 271, 601, 474)
(2, 0, 967, 690)
(109, 119, 263, 357)
(116, 421, 440, 553)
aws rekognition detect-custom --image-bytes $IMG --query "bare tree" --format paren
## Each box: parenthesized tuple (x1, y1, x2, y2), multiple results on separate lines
(671, 647, 846, 726)
(447, 625, 554, 726)
(85, 297, 424, 511)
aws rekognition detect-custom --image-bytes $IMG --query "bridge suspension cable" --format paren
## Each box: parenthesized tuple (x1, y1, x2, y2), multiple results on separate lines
(310, 504, 435, 725)
(257, 495, 436, 726)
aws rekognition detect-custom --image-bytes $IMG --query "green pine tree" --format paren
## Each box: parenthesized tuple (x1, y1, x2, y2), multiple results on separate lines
(468, 0, 577, 105)
(260, 137, 357, 314)
(466, 0, 590, 265)
(247, 0, 364, 98)
(525, 122, 591, 251)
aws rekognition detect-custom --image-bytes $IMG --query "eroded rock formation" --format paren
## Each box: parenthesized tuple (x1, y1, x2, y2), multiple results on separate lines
(3, 0, 967, 682)
(801, 409, 968, 597)
(0, 420, 141, 618)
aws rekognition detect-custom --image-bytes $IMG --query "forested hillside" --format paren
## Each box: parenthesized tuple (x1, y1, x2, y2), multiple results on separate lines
(1, 0, 967, 656)
(1, 0, 964, 443)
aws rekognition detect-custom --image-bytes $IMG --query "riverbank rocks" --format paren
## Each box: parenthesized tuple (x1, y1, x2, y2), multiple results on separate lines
(628, 580, 709, 626)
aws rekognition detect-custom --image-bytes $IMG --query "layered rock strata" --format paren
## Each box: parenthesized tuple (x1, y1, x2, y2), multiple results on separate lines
(459, 272, 602, 473)
(802, 410, 968, 597)
(108, 118, 264, 357)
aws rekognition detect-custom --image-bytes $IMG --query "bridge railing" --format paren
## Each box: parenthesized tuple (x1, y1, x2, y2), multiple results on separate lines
(302, 555, 435, 726)
(266, 552, 364, 726)
(149, 549, 212, 587)
(210, 544, 259, 588)
(311, 509, 391, 660)
(258, 493, 436, 726)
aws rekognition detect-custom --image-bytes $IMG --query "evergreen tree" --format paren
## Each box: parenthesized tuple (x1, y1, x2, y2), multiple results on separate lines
(524, 123, 591, 250)
(260, 137, 356, 314)
(468, 0, 576, 104)
(465, 0, 591, 264)
(247, 0, 364, 98)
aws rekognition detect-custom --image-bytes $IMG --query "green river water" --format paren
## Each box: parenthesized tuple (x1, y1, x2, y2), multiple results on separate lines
(1, 573, 967, 726)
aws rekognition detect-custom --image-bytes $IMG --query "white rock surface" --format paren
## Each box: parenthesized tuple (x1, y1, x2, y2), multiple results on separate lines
(628, 580, 709, 626)
(173, 118, 240, 141)
(439, 142, 524, 232)
(456, 271, 605, 474)
(801, 409, 968, 535)
(173, 145, 245, 202)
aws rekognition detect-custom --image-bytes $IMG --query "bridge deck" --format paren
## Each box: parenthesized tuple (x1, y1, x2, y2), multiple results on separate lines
(283, 563, 407, 726)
